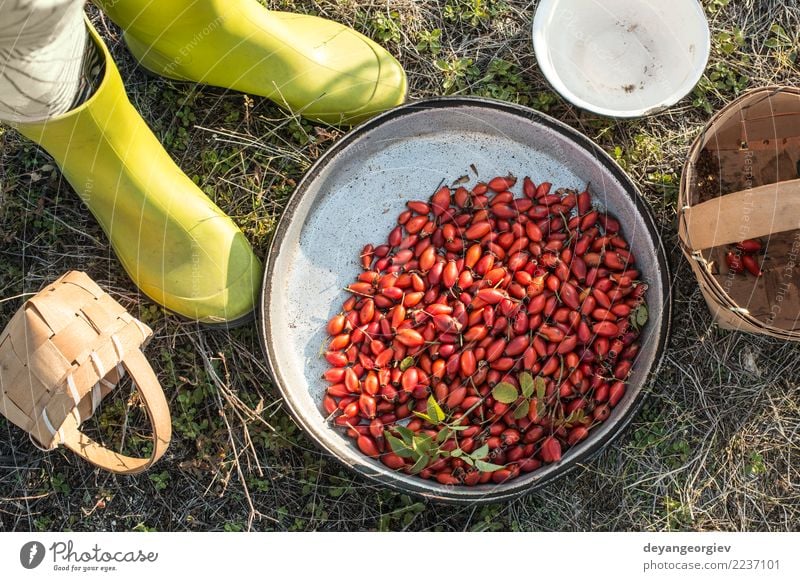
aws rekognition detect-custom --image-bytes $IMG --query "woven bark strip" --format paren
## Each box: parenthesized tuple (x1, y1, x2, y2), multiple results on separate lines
(0, 271, 171, 473)
(679, 86, 800, 339)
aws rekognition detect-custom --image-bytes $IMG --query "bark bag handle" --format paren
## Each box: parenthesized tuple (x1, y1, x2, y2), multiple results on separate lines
(59, 348, 171, 475)
(680, 179, 800, 251)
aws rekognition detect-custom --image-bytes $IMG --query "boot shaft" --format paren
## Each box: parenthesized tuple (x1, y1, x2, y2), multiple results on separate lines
(93, 0, 252, 37)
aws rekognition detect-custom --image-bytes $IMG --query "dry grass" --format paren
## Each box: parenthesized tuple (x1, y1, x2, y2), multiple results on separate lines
(1, 0, 799, 531)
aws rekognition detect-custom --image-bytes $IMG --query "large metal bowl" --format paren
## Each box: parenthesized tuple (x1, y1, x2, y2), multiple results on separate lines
(258, 97, 671, 503)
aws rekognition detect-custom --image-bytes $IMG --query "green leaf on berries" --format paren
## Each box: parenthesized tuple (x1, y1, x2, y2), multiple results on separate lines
(386, 434, 415, 458)
(470, 444, 490, 460)
(492, 382, 518, 404)
(475, 460, 505, 472)
(535, 377, 547, 416)
(394, 425, 415, 445)
(409, 454, 430, 474)
(513, 400, 530, 420)
(633, 303, 648, 328)
(519, 372, 534, 398)
(412, 434, 433, 455)
(534, 375, 546, 396)
(413, 411, 434, 423)
(563, 409, 587, 428)
(426, 395, 446, 423)
(461, 456, 474, 466)
(399, 356, 415, 371)
(436, 427, 452, 444)
(450, 448, 462, 458)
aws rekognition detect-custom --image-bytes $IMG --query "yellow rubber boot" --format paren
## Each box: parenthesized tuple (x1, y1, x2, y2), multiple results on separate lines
(93, 0, 407, 125)
(11, 20, 261, 325)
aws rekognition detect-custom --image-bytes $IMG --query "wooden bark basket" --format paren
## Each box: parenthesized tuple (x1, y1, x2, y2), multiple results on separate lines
(679, 86, 800, 339)
(0, 271, 171, 473)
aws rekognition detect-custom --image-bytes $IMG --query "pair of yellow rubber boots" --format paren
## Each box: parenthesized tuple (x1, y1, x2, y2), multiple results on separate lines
(12, 0, 407, 325)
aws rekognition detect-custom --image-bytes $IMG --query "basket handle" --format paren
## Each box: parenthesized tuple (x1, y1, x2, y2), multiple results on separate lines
(59, 348, 171, 475)
(680, 178, 800, 251)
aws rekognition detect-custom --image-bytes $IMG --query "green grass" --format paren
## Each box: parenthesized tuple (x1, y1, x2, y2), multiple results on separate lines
(1, 0, 799, 531)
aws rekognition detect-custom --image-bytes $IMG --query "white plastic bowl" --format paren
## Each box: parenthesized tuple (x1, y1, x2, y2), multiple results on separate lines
(532, 0, 710, 117)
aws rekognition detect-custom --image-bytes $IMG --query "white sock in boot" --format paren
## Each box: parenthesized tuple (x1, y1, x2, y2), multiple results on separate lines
(0, 0, 87, 123)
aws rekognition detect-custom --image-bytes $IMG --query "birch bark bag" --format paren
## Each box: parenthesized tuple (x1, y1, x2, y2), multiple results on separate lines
(0, 271, 171, 473)
(679, 86, 800, 339)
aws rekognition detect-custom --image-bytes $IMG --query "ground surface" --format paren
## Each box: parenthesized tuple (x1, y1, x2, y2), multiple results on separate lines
(1, 0, 799, 531)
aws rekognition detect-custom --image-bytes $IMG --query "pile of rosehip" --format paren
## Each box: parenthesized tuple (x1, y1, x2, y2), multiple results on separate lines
(725, 239, 764, 277)
(322, 174, 648, 486)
